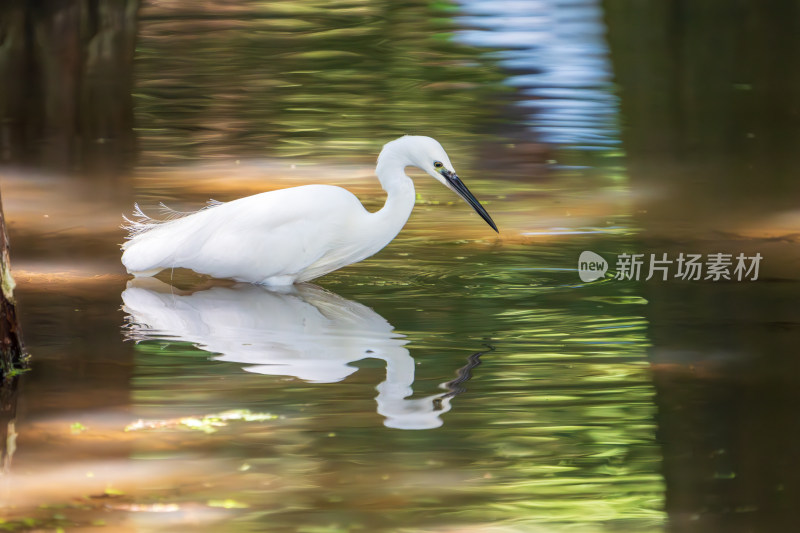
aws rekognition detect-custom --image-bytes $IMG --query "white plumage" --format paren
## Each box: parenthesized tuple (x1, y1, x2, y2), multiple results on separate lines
(121, 135, 496, 286)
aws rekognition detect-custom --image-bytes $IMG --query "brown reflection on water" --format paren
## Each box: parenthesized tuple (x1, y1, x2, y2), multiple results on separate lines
(608, 2, 800, 531)
(607, 1, 800, 245)
(0, 1, 138, 175)
(2, 159, 630, 271)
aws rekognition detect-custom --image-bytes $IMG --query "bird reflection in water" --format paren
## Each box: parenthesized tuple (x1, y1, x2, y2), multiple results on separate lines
(121, 279, 487, 430)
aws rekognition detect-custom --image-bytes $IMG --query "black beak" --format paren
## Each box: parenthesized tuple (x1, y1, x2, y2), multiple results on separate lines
(442, 170, 498, 233)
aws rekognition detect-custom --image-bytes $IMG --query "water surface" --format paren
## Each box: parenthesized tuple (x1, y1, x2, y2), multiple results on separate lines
(2, 1, 799, 532)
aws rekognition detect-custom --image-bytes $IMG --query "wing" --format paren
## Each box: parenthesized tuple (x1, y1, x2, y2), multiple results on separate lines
(121, 185, 368, 283)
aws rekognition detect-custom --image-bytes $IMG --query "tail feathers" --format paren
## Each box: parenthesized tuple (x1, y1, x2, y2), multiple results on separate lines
(121, 200, 224, 247)
(121, 203, 158, 241)
(156, 199, 222, 220)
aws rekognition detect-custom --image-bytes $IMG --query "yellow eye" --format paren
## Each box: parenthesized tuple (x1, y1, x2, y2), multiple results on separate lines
(433, 161, 444, 169)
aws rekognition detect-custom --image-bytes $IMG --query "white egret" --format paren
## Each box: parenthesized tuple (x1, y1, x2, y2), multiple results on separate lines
(121, 135, 497, 285)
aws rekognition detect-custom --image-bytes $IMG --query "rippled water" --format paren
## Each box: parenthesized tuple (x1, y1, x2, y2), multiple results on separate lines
(2, 1, 800, 532)
(7, 232, 661, 532)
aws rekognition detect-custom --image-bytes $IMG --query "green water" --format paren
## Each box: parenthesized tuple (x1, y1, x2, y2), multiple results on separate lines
(2, 1, 800, 532)
(9, 235, 662, 532)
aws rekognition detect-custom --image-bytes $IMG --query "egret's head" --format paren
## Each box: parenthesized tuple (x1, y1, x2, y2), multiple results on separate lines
(380, 135, 498, 233)
(397, 136, 457, 184)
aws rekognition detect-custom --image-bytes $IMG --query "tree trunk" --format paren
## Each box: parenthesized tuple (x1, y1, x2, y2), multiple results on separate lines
(0, 0, 140, 175)
(0, 191, 24, 376)
(0, 190, 24, 472)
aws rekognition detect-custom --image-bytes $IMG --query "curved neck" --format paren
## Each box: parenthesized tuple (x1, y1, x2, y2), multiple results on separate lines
(370, 163, 416, 247)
